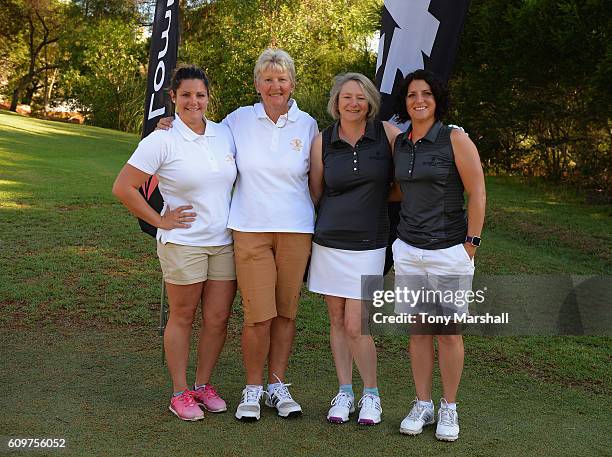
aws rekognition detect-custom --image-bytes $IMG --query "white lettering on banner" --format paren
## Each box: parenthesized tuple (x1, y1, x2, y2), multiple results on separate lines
(158, 10, 171, 60)
(149, 85, 166, 119)
(377, 0, 439, 95)
(147, 2, 175, 120)
(153, 61, 165, 92)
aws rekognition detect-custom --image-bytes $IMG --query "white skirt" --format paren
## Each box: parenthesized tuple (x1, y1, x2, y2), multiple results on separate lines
(307, 242, 386, 300)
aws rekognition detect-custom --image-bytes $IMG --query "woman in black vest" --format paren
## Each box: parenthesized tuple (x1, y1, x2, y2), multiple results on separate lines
(392, 69, 486, 441)
(308, 73, 400, 425)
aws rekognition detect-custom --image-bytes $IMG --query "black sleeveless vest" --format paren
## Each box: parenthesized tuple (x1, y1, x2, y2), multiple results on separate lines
(313, 120, 393, 251)
(394, 121, 467, 249)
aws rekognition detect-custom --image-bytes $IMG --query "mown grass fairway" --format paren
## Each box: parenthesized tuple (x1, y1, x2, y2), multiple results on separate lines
(0, 110, 610, 456)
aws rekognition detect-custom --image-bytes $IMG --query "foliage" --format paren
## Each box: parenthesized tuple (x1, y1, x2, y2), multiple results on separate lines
(67, 0, 147, 22)
(0, 0, 609, 190)
(59, 19, 148, 132)
(180, 0, 382, 125)
(0, 0, 67, 111)
(450, 0, 611, 194)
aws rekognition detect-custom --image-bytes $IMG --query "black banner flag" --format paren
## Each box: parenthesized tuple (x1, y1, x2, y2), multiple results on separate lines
(375, 0, 470, 273)
(375, 0, 470, 122)
(138, 0, 180, 237)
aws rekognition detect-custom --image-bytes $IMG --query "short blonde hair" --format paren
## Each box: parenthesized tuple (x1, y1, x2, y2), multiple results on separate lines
(253, 48, 296, 84)
(327, 73, 380, 121)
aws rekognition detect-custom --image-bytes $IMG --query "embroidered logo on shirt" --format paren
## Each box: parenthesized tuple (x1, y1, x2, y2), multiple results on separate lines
(290, 138, 303, 152)
(225, 154, 235, 163)
(423, 157, 446, 167)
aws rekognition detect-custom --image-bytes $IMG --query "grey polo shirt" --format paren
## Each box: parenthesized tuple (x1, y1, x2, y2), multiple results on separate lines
(394, 121, 467, 250)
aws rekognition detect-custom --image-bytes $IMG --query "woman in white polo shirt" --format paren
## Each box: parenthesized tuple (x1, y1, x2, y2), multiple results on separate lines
(157, 50, 318, 421)
(112, 65, 237, 422)
(226, 49, 318, 421)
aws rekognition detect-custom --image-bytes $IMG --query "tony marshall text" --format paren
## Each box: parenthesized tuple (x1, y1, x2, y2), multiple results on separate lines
(373, 313, 510, 325)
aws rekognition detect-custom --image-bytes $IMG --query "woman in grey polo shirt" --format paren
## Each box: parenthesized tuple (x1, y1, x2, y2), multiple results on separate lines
(392, 69, 486, 442)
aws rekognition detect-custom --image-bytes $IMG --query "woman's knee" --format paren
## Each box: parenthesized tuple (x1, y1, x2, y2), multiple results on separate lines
(168, 303, 197, 327)
(244, 318, 272, 333)
(344, 317, 363, 340)
(326, 299, 346, 331)
(410, 334, 434, 347)
(204, 310, 231, 331)
(328, 309, 345, 330)
(437, 334, 463, 347)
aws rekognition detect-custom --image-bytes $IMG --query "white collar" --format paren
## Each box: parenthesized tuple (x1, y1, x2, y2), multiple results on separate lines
(254, 99, 299, 123)
(173, 113, 215, 141)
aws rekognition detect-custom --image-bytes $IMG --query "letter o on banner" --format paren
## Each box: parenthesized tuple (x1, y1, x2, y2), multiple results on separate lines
(154, 60, 166, 92)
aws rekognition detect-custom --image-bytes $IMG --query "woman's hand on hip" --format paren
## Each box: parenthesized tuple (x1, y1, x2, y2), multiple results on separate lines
(159, 205, 196, 230)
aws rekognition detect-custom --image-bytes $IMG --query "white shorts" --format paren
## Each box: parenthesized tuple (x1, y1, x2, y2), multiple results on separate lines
(392, 238, 475, 315)
(307, 242, 386, 300)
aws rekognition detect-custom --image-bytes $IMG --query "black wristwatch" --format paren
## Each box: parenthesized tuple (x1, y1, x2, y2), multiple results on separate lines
(465, 236, 482, 247)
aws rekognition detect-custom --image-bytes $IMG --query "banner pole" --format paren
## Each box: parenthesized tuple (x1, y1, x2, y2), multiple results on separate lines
(159, 278, 166, 365)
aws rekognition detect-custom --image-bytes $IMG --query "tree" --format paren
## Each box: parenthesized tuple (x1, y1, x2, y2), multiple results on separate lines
(0, 0, 66, 112)
(180, 0, 382, 125)
(450, 0, 610, 192)
(60, 19, 148, 132)
(68, 0, 144, 22)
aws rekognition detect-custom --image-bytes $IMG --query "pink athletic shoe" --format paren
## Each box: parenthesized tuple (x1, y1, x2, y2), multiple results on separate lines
(169, 391, 204, 421)
(192, 385, 227, 413)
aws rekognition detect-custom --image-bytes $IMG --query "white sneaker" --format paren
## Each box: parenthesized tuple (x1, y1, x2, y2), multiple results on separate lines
(327, 392, 355, 424)
(235, 385, 263, 421)
(264, 375, 302, 418)
(400, 398, 435, 435)
(435, 399, 459, 441)
(357, 394, 382, 425)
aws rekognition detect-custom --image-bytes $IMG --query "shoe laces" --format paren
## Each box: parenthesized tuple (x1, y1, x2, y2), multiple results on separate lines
(243, 386, 263, 403)
(201, 384, 220, 399)
(358, 394, 382, 412)
(439, 407, 458, 426)
(269, 373, 294, 401)
(176, 391, 197, 407)
(408, 399, 432, 420)
(330, 392, 353, 408)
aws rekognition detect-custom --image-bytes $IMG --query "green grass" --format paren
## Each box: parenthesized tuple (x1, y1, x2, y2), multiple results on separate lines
(0, 110, 610, 456)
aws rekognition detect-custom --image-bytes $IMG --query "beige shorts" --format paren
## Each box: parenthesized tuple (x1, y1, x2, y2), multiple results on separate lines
(233, 231, 312, 325)
(157, 242, 236, 285)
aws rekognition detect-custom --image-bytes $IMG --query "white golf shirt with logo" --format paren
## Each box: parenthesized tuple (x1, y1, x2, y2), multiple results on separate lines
(223, 100, 318, 233)
(127, 114, 237, 246)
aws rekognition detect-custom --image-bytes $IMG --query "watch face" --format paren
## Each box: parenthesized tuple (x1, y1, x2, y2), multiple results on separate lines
(471, 236, 481, 247)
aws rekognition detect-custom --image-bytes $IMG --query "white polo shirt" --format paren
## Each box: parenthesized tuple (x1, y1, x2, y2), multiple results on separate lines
(128, 114, 237, 246)
(223, 100, 318, 233)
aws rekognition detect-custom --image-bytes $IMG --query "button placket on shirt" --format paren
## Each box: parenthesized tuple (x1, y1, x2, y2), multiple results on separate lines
(352, 141, 360, 175)
(201, 136, 219, 172)
(407, 141, 415, 177)
(270, 129, 280, 152)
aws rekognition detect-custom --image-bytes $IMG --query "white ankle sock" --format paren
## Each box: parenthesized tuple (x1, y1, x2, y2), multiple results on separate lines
(267, 382, 281, 395)
(417, 399, 434, 409)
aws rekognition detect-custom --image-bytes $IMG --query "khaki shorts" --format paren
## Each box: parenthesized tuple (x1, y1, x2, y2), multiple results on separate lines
(233, 231, 312, 325)
(157, 242, 236, 285)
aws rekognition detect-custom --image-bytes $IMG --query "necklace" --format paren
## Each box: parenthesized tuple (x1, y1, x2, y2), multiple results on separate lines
(339, 123, 365, 147)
